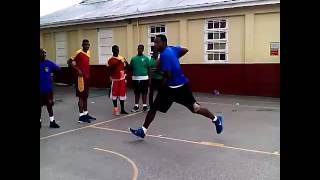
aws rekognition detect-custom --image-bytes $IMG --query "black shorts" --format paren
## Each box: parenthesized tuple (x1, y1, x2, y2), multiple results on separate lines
(151, 83, 197, 113)
(150, 79, 163, 91)
(40, 92, 54, 106)
(133, 80, 149, 95)
(75, 78, 90, 99)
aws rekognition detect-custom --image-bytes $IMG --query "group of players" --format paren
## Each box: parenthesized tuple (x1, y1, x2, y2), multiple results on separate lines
(40, 34, 223, 138)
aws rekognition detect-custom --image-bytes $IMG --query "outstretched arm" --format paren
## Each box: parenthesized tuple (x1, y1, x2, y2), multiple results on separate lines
(179, 47, 189, 58)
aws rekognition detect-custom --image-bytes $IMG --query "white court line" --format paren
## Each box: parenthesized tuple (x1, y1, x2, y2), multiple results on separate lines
(195, 96, 280, 104)
(94, 147, 138, 180)
(40, 112, 143, 140)
(198, 101, 280, 110)
(91, 126, 280, 156)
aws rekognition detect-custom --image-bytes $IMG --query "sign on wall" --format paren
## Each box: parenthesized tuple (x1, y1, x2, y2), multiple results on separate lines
(270, 42, 280, 56)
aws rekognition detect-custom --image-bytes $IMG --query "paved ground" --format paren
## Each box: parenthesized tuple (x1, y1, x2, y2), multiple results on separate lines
(40, 85, 280, 180)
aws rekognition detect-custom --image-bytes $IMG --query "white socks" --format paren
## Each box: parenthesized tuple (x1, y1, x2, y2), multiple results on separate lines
(80, 111, 89, 116)
(142, 126, 147, 134)
(135, 104, 139, 107)
(40, 117, 54, 122)
(143, 104, 147, 107)
(212, 116, 218, 122)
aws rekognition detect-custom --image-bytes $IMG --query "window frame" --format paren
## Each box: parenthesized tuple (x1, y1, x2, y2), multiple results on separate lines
(204, 18, 229, 63)
(148, 24, 166, 55)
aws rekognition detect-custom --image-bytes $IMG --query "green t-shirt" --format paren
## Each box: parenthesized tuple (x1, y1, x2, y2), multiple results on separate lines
(130, 55, 151, 80)
(149, 57, 163, 80)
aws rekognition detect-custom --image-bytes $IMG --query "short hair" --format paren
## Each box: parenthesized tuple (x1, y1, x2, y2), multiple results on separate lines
(40, 48, 46, 53)
(82, 39, 89, 44)
(112, 45, 119, 51)
(138, 44, 144, 48)
(156, 34, 167, 43)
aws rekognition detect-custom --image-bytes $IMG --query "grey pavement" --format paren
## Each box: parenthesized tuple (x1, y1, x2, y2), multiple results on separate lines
(40, 86, 280, 180)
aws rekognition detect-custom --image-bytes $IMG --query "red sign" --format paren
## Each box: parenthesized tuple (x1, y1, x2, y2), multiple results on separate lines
(270, 42, 280, 56)
(270, 50, 279, 56)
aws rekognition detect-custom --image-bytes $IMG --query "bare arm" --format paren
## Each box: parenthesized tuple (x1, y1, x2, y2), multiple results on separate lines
(179, 48, 189, 58)
(67, 58, 83, 77)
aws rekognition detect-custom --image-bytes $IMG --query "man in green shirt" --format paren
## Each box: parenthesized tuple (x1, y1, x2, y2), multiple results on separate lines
(148, 50, 163, 106)
(130, 45, 152, 112)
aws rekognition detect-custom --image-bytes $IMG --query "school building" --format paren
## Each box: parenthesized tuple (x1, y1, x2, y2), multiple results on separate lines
(40, 0, 280, 97)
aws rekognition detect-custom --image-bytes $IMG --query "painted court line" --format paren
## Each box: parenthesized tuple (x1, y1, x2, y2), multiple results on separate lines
(40, 112, 142, 140)
(94, 147, 138, 180)
(198, 101, 280, 110)
(90, 126, 280, 156)
(195, 96, 280, 104)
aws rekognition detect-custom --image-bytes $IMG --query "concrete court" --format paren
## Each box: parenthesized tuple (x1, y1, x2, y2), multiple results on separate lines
(40, 85, 280, 180)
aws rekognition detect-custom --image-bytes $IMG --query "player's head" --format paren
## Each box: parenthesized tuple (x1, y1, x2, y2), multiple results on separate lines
(82, 39, 90, 52)
(137, 44, 144, 55)
(40, 48, 46, 61)
(154, 34, 167, 52)
(112, 45, 119, 56)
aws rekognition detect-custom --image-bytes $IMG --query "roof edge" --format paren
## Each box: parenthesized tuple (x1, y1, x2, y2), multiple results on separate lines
(40, 0, 279, 29)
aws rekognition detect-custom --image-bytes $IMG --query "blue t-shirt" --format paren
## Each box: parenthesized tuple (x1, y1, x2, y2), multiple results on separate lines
(40, 60, 60, 93)
(159, 46, 188, 86)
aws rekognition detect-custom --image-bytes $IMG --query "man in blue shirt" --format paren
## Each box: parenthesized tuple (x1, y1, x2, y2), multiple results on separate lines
(40, 48, 60, 128)
(129, 34, 224, 138)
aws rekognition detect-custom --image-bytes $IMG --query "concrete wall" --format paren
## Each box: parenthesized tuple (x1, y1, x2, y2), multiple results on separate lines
(253, 12, 280, 63)
(40, 4, 280, 97)
(40, 5, 279, 65)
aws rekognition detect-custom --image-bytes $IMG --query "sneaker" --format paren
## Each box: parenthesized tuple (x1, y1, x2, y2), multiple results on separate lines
(131, 106, 139, 112)
(129, 127, 145, 138)
(212, 115, 224, 134)
(143, 106, 149, 112)
(113, 107, 120, 116)
(78, 115, 91, 123)
(121, 110, 129, 114)
(49, 120, 60, 128)
(85, 114, 96, 121)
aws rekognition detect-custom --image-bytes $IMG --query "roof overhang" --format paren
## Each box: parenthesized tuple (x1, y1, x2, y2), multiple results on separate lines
(40, 0, 279, 29)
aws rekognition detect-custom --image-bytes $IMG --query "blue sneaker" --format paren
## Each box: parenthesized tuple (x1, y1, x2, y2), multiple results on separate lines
(84, 114, 96, 121)
(78, 115, 91, 123)
(129, 127, 145, 138)
(213, 115, 224, 134)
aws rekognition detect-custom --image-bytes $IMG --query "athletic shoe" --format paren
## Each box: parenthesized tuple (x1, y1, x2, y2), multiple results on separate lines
(113, 107, 120, 116)
(49, 120, 60, 128)
(121, 110, 129, 114)
(212, 115, 224, 134)
(85, 114, 96, 121)
(131, 106, 139, 112)
(129, 127, 145, 138)
(143, 106, 149, 112)
(78, 115, 91, 123)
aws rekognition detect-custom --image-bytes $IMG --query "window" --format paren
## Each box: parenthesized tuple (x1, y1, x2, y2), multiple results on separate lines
(204, 19, 228, 62)
(98, 28, 113, 64)
(148, 24, 166, 55)
(55, 32, 68, 65)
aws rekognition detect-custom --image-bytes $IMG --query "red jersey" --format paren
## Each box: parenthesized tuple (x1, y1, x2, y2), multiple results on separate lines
(71, 49, 91, 79)
(107, 55, 127, 80)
